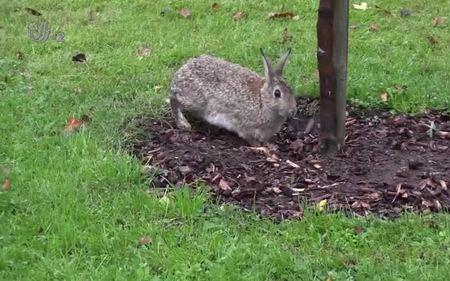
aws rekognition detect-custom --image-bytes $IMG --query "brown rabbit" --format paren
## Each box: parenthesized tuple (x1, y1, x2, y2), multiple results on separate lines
(170, 48, 297, 146)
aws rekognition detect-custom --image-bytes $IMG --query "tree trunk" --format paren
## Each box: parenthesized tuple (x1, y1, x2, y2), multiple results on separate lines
(317, 0, 349, 154)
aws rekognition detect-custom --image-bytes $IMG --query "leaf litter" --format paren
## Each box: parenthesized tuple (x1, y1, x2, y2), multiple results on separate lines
(129, 97, 450, 220)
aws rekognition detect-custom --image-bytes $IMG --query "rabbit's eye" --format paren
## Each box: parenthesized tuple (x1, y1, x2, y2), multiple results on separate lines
(274, 89, 282, 98)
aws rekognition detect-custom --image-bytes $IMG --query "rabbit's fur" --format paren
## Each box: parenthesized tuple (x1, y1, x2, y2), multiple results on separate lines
(170, 49, 297, 146)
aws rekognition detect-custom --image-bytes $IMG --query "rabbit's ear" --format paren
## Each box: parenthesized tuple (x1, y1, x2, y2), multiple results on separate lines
(274, 48, 291, 76)
(260, 48, 273, 82)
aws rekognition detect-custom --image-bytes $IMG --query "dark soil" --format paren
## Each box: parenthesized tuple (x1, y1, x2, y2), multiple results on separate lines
(129, 97, 450, 220)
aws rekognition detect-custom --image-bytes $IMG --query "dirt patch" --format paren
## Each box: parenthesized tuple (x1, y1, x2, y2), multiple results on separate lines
(129, 97, 450, 220)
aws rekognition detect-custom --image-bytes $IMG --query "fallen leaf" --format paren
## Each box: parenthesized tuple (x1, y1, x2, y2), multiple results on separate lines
(136, 44, 152, 59)
(64, 115, 90, 134)
(380, 92, 389, 102)
(212, 2, 220, 10)
(438, 130, 450, 140)
(2, 178, 11, 191)
(72, 53, 86, 63)
(369, 22, 378, 32)
(427, 35, 439, 47)
(374, 5, 392, 15)
(432, 17, 447, 27)
(316, 199, 327, 211)
(268, 12, 296, 20)
(25, 7, 42, 16)
(219, 179, 232, 193)
(233, 11, 246, 20)
(351, 201, 370, 209)
(138, 235, 152, 246)
(292, 15, 300, 21)
(179, 8, 192, 18)
(353, 3, 368, 10)
(66, 117, 83, 132)
(354, 225, 364, 235)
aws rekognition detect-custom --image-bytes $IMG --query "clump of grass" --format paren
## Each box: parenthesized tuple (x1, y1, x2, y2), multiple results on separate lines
(1, 1, 450, 280)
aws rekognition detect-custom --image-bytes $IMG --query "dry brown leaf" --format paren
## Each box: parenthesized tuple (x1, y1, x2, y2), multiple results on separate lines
(352, 201, 370, 209)
(219, 179, 232, 192)
(380, 92, 389, 102)
(354, 225, 364, 235)
(438, 130, 450, 140)
(179, 8, 192, 18)
(374, 5, 393, 16)
(64, 115, 90, 134)
(268, 12, 296, 20)
(233, 11, 245, 20)
(427, 35, 439, 46)
(2, 178, 11, 191)
(212, 2, 220, 10)
(138, 235, 152, 246)
(369, 22, 378, 32)
(136, 44, 152, 59)
(432, 17, 447, 27)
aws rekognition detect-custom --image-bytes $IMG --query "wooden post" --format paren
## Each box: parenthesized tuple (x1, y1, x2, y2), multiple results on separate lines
(317, 0, 349, 154)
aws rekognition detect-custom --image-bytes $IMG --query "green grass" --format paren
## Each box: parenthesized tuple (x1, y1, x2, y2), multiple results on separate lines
(1, 0, 450, 280)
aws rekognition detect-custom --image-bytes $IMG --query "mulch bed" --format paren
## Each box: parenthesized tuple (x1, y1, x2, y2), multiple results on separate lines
(129, 97, 450, 220)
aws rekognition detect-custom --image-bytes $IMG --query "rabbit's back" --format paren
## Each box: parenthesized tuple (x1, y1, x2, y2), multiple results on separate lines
(170, 55, 263, 110)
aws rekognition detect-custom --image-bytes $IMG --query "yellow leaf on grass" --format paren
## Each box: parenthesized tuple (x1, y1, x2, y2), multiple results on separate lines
(380, 92, 389, 102)
(316, 199, 327, 211)
(353, 3, 368, 10)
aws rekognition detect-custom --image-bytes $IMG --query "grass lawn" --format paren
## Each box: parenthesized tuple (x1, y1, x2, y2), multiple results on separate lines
(1, 0, 450, 280)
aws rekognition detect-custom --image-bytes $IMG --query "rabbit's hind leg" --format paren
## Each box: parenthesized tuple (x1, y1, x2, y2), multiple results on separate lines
(170, 96, 192, 130)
